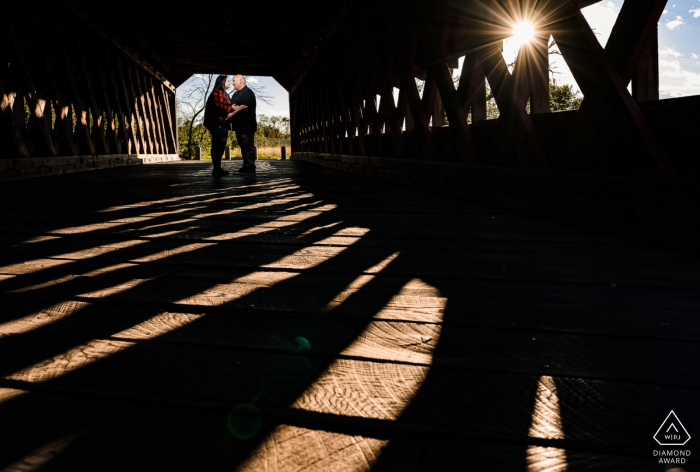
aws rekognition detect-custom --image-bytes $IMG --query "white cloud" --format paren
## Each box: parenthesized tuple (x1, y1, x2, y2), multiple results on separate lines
(692, 53, 700, 59)
(659, 46, 684, 57)
(690, 8, 700, 18)
(659, 59, 700, 97)
(663, 9, 669, 14)
(666, 15, 685, 30)
(581, 2, 619, 47)
(247, 77, 259, 83)
(195, 74, 204, 79)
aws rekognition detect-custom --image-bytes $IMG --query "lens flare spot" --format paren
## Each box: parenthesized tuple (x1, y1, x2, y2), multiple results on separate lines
(296, 336, 311, 353)
(227, 403, 262, 440)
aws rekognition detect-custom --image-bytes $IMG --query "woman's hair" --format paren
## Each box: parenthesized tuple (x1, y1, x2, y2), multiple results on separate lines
(214, 75, 229, 94)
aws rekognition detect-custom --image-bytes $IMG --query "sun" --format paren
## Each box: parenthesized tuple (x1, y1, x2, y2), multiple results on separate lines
(513, 21, 535, 47)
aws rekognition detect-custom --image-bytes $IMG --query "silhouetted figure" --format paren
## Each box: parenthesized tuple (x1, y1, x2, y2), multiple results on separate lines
(203, 75, 247, 175)
(228, 75, 258, 173)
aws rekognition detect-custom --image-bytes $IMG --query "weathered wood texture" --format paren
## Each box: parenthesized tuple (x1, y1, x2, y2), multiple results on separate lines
(0, 3, 177, 160)
(0, 160, 699, 470)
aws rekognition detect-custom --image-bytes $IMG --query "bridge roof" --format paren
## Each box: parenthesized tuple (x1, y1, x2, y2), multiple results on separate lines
(61, 0, 602, 90)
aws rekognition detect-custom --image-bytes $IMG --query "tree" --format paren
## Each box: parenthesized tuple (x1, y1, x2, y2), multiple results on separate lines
(177, 74, 214, 160)
(549, 78, 583, 111)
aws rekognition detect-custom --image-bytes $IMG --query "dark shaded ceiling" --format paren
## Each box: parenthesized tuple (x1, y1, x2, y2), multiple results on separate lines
(60, 0, 348, 90)
(61, 0, 602, 91)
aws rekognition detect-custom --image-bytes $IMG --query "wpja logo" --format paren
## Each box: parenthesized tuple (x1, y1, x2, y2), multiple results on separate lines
(652, 410, 692, 465)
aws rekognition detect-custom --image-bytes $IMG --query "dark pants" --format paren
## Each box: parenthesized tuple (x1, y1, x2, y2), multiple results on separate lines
(205, 121, 228, 169)
(236, 131, 256, 168)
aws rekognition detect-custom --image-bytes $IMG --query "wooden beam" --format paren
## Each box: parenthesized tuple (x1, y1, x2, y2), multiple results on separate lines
(430, 62, 478, 164)
(457, 54, 487, 122)
(476, 42, 548, 168)
(7, 23, 57, 158)
(115, 56, 145, 154)
(632, 25, 659, 102)
(55, 0, 176, 93)
(0, 78, 30, 158)
(288, 3, 348, 94)
(155, 83, 177, 154)
(549, 1, 676, 179)
(26, 9, 77, 156)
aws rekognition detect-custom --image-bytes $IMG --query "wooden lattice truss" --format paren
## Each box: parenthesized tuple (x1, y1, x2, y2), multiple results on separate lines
(0, 4, 177, 160)
(292, 0, 677, 180)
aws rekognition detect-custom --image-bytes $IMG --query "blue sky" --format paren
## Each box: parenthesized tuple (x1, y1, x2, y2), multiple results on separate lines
(178, 0, 700, 118)
(503, 0, 700, 99)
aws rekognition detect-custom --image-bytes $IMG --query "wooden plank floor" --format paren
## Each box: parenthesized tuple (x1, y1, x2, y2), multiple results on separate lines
(0, 160, 699, 471)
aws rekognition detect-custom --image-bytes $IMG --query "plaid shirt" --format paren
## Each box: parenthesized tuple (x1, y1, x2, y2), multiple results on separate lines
(211, 88, 233, 122)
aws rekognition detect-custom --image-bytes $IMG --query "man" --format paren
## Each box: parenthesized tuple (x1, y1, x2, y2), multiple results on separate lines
(228, 75, 257, 173)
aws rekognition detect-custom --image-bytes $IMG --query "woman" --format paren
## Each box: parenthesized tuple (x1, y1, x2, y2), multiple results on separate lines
(203, 75, 247, 175)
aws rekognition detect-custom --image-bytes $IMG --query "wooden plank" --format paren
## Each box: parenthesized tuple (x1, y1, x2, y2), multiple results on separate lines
(3, 279, 698, 350)
(2, 339, 699, 449)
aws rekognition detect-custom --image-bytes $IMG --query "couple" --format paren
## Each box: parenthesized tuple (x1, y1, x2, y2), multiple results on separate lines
(203, 74, 257, 175)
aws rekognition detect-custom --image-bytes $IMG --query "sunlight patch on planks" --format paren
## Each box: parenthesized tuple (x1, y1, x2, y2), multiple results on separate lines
(112, 312, 201, 340)
(0, 240, 148, 276)
(1, 432, 80, 472)
(292, 278, 444, 418)
(76, 277, 158, 298)
(174, 272, 299, 307)
(235, 425, 387, 472)
(7, 263, 143, 297)
(0, 301, 90, 337)
(262, 228, 370, 269)
(241, 279, 445, 468)
(0, 387, 29, 405)
(4, 339, 132, 383)
(297, 221, 342, 237)
(139, 209, 331, 240)
(527, 376, 568, 471)
(97, 190, 224, 212)
(320, 252, 401, 313)
(18, 235, 63, 244)
(131, 243, 216, 263)
(173, 228, 372, 306)
(96, 180, 299, 213)
(192, 193, 319, 218)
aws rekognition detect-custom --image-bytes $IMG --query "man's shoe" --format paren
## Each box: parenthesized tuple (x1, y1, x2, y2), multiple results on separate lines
(212, 168, 229, 176)
(237, 166, 256, 173)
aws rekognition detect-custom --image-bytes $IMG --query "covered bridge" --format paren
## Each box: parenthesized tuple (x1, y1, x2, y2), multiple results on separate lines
(1, 0, 699, 470)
